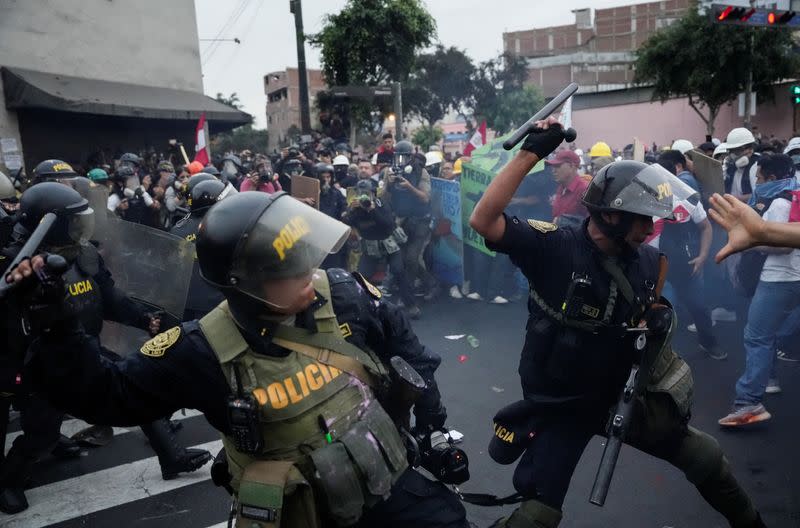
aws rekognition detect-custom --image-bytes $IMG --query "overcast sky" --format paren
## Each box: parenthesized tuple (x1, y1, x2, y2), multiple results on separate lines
(195, 0, 658, 127)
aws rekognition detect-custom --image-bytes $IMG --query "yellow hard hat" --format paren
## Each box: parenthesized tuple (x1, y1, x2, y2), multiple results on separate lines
(453, 158, 463, 174)
(589, 142, 612, 158)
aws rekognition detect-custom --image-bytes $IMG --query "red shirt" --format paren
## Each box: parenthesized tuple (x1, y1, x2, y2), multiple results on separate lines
(552, 175, 589, 220)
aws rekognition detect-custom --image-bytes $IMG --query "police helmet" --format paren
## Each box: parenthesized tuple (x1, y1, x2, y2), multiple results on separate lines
(184, 173, 216, 202)
(203, 164, 221, 177)
(190, 179, 226, 215)
(582, 161, 696, 221)
(282, 158, 303, 177)
(196, 191, 350, 309)
(315, 163, 334, 178)
(0, 170, 15, 200)
(394, 140, 414, 168)
(119, 152, 142, 168)
(18, 182, 94, 245)
(32, 159, 78, 184)
(222, 154, 243, 168)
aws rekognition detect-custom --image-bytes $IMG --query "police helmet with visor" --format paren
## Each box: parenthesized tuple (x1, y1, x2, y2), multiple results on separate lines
(394, 140, 414, 168)
(18, 182, 94, 246)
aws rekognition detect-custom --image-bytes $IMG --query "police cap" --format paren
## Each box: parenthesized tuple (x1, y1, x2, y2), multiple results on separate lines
(488, 400, 539, 465)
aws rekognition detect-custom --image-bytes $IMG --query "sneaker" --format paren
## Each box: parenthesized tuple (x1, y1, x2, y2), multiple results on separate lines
(777, 349, 800, 363)
(449, 285, 463, 299)
(490, 296, 509, 304)
(718, 404, 771, 427)
(687, 320, 716, 333)
(699, 343, 728, 360)
(765, 379, 782, 394)
(466, 292, 483, 301)
(711, 307, 737, 323)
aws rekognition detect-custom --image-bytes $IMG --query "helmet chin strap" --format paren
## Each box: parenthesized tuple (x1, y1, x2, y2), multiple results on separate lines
(590, 211, 637, 254)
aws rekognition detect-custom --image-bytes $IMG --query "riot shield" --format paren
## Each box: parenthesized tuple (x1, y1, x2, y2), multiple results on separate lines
(96, 215, 195, 321)
(87, 183, 112, 242)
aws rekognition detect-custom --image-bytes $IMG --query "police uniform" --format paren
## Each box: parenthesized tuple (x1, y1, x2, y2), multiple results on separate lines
(29, 268, 468, 528)
(171, 214, 225, 321)
(486, 214, 759, 527)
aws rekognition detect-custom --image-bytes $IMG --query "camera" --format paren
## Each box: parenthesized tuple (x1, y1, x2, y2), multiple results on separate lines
(416, 429, 469, 485)
(358, 194, 372, 208)
(258, 168, 273, 184)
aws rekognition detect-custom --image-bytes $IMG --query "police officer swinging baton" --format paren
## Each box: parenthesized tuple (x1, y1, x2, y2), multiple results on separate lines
(502, 82, 579, 151)
(0, 213, 68, 297)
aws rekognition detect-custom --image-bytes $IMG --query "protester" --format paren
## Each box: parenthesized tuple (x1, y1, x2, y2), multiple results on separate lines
(547, 149, 589, 224)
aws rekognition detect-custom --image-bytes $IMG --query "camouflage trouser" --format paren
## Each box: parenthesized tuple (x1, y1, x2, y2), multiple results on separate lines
(502, 393, 758, 528)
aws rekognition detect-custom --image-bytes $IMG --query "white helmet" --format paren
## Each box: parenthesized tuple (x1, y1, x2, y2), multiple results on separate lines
(711, 137, 721, 147)
(671, 139, 694, 154)
(425, 151, 443, 167)
(713, 143, 728, 157)
(783, 137, 800, 155)
(332, 155, 349, 167)
(725, 128, 756, 150)
(371, 153, 378, 165)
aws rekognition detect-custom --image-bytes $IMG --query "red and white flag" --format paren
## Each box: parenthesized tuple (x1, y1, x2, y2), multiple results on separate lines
(463, 120, 486, 156)
(194, 113, 209, 166)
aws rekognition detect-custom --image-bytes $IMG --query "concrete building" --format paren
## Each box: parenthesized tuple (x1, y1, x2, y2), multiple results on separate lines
(0, 0, 249, 175)
(264, 68, 326, 151)
(503, 0, 691, 97)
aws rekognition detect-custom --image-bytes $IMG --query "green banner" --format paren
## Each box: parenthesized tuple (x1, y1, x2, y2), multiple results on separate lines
(461, 134, 544, 256)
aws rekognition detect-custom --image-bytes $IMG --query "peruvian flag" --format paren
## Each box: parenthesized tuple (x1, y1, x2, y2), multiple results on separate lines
(463, 120, 486, 156)
(194, 113, 209, 166)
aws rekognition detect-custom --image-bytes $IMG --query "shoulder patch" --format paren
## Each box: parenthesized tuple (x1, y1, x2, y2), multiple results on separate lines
(527, 219, 558, 233)
(140, 326, 181, 358)
(352, 271, 382, 299)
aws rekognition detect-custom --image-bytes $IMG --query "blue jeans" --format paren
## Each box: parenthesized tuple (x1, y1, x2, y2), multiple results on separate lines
(662, 274, 715, 349)
(735, 280, 800, 406)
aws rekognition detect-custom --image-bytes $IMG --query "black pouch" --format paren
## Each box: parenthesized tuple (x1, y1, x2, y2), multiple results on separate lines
(310, 443, 365, 526)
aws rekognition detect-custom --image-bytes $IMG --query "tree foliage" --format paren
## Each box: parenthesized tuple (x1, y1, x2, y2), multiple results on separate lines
(634, 9, 799, 135)
(412, 125, 444, 151)
(212, 125, 268, 155)
(405, 45, 475, 126)
(469, 53, 541, 134)
(215, 92, 244, 110)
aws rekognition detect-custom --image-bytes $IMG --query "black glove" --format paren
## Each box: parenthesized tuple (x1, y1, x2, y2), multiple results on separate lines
(521, 124, 566, 159)
(644, 305, 673, 336)
(19, 255, 74, 334)
(414, 401, 447, 431)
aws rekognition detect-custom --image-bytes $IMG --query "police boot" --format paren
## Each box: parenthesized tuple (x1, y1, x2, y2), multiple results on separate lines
(496, 499, 562, 528)
(52, 434, 83, 459)
(0, 445, 35, 514)
(140, 418, 212, 480)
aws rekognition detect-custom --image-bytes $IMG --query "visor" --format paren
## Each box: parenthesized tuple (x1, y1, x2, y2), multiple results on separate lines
(229, 195, 350, 309)
(611, 164, 698, 220)
(67, 207, 95, 244)
(395, 153, 413, 167)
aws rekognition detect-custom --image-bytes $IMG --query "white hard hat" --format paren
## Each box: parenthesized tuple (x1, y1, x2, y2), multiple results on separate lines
(333, 155, 349, 166)
(713, 143, 728, 157)
(574, 148, 584, 156)
(783, 137, 800, 154)
(671, 139, 694, 154)
(371, 153, 378, 165)
(425, 151, 443, 167)
(711, 137, 721, 147)
(725, 128, 756, 150)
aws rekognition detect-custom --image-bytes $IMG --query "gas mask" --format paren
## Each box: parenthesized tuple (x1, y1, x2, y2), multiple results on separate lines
(734, 155, 750, 169)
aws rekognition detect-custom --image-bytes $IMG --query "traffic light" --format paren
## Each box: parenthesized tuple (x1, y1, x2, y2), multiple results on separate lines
(711, 4, 799, 27)
(792, 85, 800, 106)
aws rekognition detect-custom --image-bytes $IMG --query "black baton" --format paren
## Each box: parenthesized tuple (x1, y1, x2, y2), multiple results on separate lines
(502, 83, 579, 151)
(0, 212, 57, 297)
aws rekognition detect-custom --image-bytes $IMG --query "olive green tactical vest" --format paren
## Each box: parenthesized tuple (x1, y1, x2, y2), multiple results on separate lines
(198, 271, 409, 496)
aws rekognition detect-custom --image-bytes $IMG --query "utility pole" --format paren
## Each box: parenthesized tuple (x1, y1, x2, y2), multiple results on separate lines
(744, 30, 754, 130)
(289, 0, 311, 133)
(392, 82, 403, 140)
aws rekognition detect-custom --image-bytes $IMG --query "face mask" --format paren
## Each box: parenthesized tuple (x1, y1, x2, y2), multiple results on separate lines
(735, 155, 750, 169)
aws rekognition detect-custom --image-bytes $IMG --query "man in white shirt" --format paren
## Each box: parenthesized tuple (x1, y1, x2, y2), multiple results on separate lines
(720, 154, 800, 427)
(723, 128, 759, 203)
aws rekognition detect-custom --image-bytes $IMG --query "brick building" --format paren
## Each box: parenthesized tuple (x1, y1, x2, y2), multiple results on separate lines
(264, 68, 326, 150)
(503, 0, 691, 97)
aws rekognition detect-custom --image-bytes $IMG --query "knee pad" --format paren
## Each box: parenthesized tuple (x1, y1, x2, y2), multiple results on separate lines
(679, 426, 726, 485)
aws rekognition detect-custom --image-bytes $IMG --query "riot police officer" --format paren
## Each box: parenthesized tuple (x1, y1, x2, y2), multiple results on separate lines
(13, 191, 469, 528)
(170, 178, 228, 320)
(469, 118, 764, 528)
(31, 158, 79, 186)
(0, 184, 211, 513)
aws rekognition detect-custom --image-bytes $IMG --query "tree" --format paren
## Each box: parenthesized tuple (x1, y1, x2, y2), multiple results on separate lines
(212, 125, 268, 155)
(405, 45, 475, 127)
(412, 125, 443, 151)
(469, 53, 540, 134)
(215, 92, 243, 110)
(308, 0, 436, 133)
(634, 9, 799, 136)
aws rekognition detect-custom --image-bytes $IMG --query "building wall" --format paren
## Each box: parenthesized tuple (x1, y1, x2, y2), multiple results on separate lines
(264, 68, 325, 151)
(0, 0, 202, 173)
(571, 84, 797, 150)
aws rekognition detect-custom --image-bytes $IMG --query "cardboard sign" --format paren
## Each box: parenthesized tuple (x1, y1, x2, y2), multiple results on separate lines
(687, 149, 724, 199)
(290, 174, 320, 209)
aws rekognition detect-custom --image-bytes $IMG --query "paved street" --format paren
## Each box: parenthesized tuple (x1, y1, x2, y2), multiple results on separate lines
(3, 295, 799, 527)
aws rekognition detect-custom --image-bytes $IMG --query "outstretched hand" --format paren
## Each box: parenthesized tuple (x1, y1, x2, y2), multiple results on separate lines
(708, 193, 764, 263)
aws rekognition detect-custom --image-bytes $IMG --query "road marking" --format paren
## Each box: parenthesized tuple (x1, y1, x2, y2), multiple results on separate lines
(1, 439, 222, 528)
